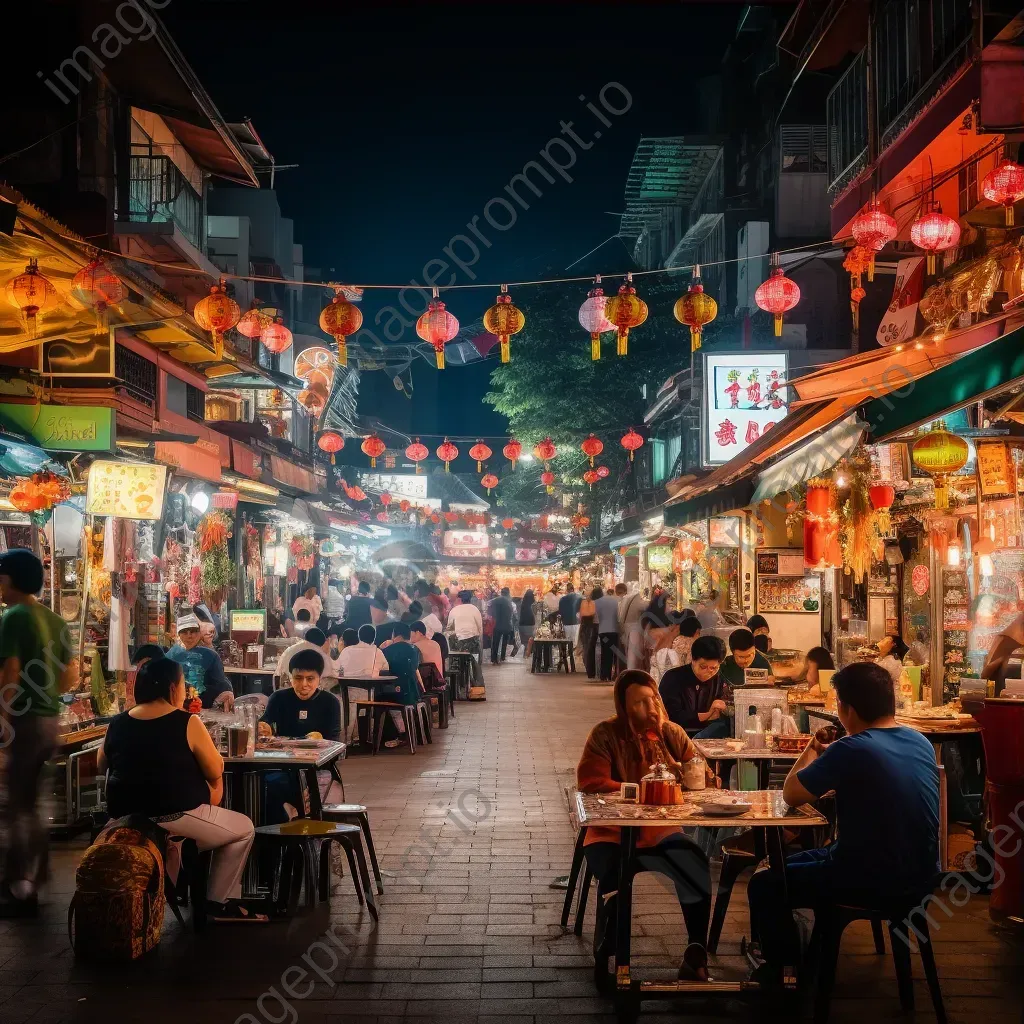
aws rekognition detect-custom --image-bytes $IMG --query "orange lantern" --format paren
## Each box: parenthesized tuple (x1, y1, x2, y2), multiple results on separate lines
(912, 422, 969, 509)
(481, 473, 499, 495)
(469, 441, 493, 472)
(754, 258, 801, 336)
(910, 204, 961, 274)
(804, 479, 839, 569)
(869, 481, 896, 536)
(444, 511, 459, 525)
(415, 288, 459, 369)
(843, 246, 873, 332)
(596, 464, 610, 479)
(380, 492, 392, 508)
(316, 429, 345, 464)
(437, 438, 459, 472)
(604, 274, 648, 356)
(533, 437, 556, 470)
(540, 469, 555, 494)
(193, 283, 241, 356)
(571, 512, 591, 533)
(482, 285, 525, 363)
(261, 316, 293, 355)
(673, 266, 718, 352)
(6, 259, 59, 337)
(406, 438, 429, 474)
(580, 433, 603, 467)
(583, 469, 599, 490)
(361, 433, 386, 468)
(237, 304, 273, 339)
(71, 259, 125, 325)
(8, 481, 38, 513)
(319, 288, 363, 366)
(850, 197, 898, 280)
(399, 499, 411, 513)
(982, 158, 1024, 226)
(501, 517, 515, 530)
(503, 438, 522, 469)
(620, 428, 643, 461)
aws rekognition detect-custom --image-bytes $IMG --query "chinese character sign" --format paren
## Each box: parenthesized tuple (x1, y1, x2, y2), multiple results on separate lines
(703, 352, 789, 466)
(86, 461, 167, 519)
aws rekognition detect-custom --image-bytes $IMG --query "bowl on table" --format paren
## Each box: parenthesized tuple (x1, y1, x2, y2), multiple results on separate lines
(699, 798, 753, 817)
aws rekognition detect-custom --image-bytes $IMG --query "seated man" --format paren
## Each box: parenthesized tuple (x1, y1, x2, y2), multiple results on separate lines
(410, 620, 444, 689)
(337, 624, 389, 745)
(719, 628, 773, 689)
(578, 670, 717, 983)
(377, 622, 424, 747)
(166, 613, 234, 710)
(747, 661, 940, 985)
(658, 636, 730, 738)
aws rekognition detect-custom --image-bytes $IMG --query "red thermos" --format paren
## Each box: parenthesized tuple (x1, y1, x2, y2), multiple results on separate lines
(978, 698, 1024, 924)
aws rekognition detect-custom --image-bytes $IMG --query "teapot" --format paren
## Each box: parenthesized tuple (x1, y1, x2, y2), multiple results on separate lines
(639, 763, 684, 805)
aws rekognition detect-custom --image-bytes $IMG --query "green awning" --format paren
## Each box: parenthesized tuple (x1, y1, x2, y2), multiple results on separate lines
(664, 478, 755, 528)
(866, 323, 1024, 440)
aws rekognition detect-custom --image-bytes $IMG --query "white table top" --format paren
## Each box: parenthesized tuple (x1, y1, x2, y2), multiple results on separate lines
(693, 738, 801, 762)
(224, 740, 346, 766)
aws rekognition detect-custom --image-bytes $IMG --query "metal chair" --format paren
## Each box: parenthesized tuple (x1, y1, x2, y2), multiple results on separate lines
(320, 802, 383, 895)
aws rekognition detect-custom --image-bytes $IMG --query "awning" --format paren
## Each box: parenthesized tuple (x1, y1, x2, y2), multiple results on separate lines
(665, 478, 756, 528)
(866, 322, 1024, 440)
(751, 414, 866, 504)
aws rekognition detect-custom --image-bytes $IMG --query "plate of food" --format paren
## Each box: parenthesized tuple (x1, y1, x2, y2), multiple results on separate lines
(699, 800, 753, 817)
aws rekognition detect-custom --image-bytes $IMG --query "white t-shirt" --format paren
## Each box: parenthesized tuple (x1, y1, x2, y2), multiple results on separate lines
(421, 612, 444, 638)
(293, 596, 323, 622)
(337, 642, 389, 678)
(543, 593, 560, 615)
(447, 602, 483, 640)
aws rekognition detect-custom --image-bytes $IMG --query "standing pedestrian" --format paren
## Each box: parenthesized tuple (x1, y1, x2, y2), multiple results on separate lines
(559, 584, 581, 647)
(595, 588, 621, 682)
(489, 588, 515, 664)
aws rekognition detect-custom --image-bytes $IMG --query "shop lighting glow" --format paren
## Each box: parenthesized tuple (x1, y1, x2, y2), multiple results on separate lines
(519, 453, 535, 462)
(980, 554, 994, 577)
(190, 490, 210, 514)
(947, 543, 961, 567)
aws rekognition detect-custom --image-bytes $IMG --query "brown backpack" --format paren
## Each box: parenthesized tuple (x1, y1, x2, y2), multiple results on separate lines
(68, 818, 166, 960)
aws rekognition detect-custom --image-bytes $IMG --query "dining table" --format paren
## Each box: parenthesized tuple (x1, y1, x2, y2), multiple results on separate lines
(530, 636, 576, 674)
(692, 737, 801, 789)
(446, 650, 476, 699)
(572, 788, 827, 1017)
(334, 676, 397, 734)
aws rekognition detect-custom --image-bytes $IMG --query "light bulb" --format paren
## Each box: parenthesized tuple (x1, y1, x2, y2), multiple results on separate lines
(947, 543, 961, 567)
(835, 474, 847, 487)
(980, 554, 994, 577)
(190, 491, 210, 514)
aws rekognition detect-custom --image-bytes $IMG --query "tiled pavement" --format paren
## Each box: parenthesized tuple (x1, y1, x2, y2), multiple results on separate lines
(1, 658, 1022, 1022)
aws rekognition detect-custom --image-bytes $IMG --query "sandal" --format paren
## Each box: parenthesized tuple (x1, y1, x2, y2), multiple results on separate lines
(207, 900, 270, 923)
(677, 942, 710, 982)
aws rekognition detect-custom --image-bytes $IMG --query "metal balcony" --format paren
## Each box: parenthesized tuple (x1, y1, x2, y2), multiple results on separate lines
(126, 146, 203, 250)
(826, 50, 868, 195)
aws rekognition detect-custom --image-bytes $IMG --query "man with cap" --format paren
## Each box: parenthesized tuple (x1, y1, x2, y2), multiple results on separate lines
(0, 549, 77, 914)
(166, 612, 234, 711)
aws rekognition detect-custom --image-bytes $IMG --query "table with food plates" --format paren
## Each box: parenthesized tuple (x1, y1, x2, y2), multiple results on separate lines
(531, 637, 576, 674)
(692, 737, 802, 789)
(572, 788, 828, 1013)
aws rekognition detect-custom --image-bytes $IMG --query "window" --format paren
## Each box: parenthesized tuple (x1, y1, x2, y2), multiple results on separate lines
(165, 374, 187, 417)
(651, 438, 667, 485)
(115, 345, 157, 405)
(780, 126, 828, 174)
(959, 160, 978, 216)
(186, 384, 205, 423)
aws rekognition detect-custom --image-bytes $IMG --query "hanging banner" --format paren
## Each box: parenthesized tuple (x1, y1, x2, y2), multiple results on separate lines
(86, 460, 167, 519)
(977, 442, 1013, 496)
(877, 256, 925, 347)
(0, 403, 115, 452)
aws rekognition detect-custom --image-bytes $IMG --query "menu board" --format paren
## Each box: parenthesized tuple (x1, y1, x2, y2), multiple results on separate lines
(941, 568, 970, 700)
(977, 443, 1013, 496)
(757, 548, 805, 576)
(756, 574, 821, 613)
(230, 609, 267, 635)
(85, 460, 167, 520)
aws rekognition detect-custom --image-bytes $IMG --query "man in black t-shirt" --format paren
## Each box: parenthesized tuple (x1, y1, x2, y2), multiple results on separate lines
(659, 636, 729, 737)
(345, 580, 374, 632)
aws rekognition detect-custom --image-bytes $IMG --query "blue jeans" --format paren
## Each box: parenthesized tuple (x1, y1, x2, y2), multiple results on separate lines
(694, 717, 731, 739)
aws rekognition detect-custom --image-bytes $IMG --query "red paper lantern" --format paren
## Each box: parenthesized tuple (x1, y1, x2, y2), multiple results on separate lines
(316, 429, 345, 464)
(469, 441, 493, 472)
(540, 470, 555, 494)
(533, 437, 556, 469)
(437, 438, 459, 472)
(319, 288, 363, 366)
(869, 481, 896, 536)
(983, 159, 1024, 226)
(910, 204, 961, 274)
(415, 289, 459, 369)
(399, 499, 411, 512)
(501, 517, 515, 530)
(71, 259, 125, 324)
(603, 274, 648, 356)
(583, 469, 599, 490)
(5, 259, 59, 337)
(481, 473, 499, 495)
(261, 316, 293, 355)
(376, 511, 389, 523)
(406, 438, 429, 474)
(237, 304, 273, 339)
(754, 260, 801, 337)
(444, 511, 459, 524)
(503, 437, 523, 469)
(620, 428, 643, 461)
(578, 277, 613, 360)
(850, 197, 898, 280)
(193, 283, 241, 356)
(361, 433, 386, 467)
(580, 433, 604, 467)
(482, 286, 525, 363)
(596, 465, 610, 479)
(430, 513, 441, 523)
(380, 492, 392, 507)
(804, 481, 839, 570)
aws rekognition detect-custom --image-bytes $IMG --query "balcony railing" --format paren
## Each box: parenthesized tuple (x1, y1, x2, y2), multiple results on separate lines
(127, 145, 203, 250)
(826, 50, 868, 194)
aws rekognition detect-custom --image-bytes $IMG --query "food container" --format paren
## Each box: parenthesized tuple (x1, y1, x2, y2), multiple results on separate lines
(639, 763, 684, 805)
(681, 754, 706, 791)
(773, 733, 811, 754)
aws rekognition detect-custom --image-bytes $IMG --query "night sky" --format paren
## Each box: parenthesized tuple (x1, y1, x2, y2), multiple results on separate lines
(165, 1, 740, 438)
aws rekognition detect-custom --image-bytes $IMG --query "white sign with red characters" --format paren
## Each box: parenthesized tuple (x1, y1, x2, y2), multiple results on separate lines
(701, 352, 789, 467)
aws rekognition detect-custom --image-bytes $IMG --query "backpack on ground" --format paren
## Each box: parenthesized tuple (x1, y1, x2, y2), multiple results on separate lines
(68, 815, 167, 960)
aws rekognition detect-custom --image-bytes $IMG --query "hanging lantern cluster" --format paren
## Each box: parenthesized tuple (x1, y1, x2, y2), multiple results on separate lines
(193, 282, 240, 358)
(850, 197, 898, 280)
(416, 288, 459, 369)
(237, 303, 273, 340)
(8, 470, 71, 513)
(481, 473, 499, 495)
(604, 273, 648, 356)
(869, 481, 896, 537)
(910, 204, 960, 274)
(469, 441, 492, 472)
(580, 433, 603, 467)
(6, 259, 59, 337)
(620, 427, 643, 461)
(361, 433, 386, 467)
(982, 158, 1024, 227)
(503, 437, 522, 469)
(754, 255, 801, 336)
(316, 429, 345, 464)
(579, 276, 613, 360)
(406, 438, 429, 474)
(533, 437, 556, 469)
(673, 265, 717, 352)
(71, 259, 125, 326)
(437, 438, 459, 472)
(482, 285, 525, 363)
(911, 421, 969, 509)
(319, 287, 363, 365)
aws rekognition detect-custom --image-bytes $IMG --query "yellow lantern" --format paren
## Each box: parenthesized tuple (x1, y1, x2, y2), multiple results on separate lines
(673, 267, 717, 352)
(482, 286, 525, 363)
(911, 421, 969, 509)
(5, 259, 59, 337)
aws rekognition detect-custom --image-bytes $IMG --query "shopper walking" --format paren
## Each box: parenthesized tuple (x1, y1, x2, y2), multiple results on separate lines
(489, 588, 515, 664)
(595, 587, 621, 682)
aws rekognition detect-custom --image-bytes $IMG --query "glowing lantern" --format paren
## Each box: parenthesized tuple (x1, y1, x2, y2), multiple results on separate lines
(415, 288, 459, 369)
(376, 511, 389, 523)
(501, 517, 515, 530)
(481, 473, 499, 495)
(754, 258, 801, 337)
(444, 511, 459, 524)
(8, 481, 40, 513)
(843, 246, 873, 333)
(430, 513, 441, 524)
(399, 499, 410, 513)
(910, 204, 961, 274)
(673, 266, 717, 352)
(361, 433, 386, 468)
(261, 316, 293, 355)
(911, 421, 969, 509)
(596, 465, 610, 479)
(620, 428, 643, 461)
(297, 381, 329, 420)
(469, 441, 493, 472)
(237, 304, 273, 339)
(850, 197, 898, 280)
(571, 513, 591, 533)
(983, 159, 1024, 226)
(6, 259, 59, 337)
(869, 481, 896, 536)
(193, 283, 240, 357)
(604, 274, 648, 356)
(583, 469, 599, 490)
(533, 437, 557, 470)
(540, 470, 555, 494)
(71, 259, 125, 325)
(580, 433, 603, 467)
(317, 429, 345, 464)
(482, 286, 525, 363)
(503, 438, 522, 469)
(578, 276, 613, 360)
(380, 492, 392, 508)
(804, 479, 839, 569)
(406, 438, 429, 474)
(319, 288, 363, 366)
(437, 438, 459, 472)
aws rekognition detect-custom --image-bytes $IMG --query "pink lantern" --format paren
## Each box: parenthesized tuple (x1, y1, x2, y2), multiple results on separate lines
(578, 276, 613, 360)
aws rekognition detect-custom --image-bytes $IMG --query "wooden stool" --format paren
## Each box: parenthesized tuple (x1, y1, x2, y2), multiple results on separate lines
(321, 802, 383, 895)
(355, 700, 417, 753)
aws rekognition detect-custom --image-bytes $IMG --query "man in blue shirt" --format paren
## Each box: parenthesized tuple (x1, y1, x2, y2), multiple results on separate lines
(747, 661, 939, 984)
(166, 613, 234, 710)
(379, 622, 423, 748)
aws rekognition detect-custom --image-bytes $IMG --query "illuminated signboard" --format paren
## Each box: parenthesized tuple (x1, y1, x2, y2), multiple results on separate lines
(361, 473, 428, 500)
(86, 461, 167, 520)
(443, 530, 489, 557)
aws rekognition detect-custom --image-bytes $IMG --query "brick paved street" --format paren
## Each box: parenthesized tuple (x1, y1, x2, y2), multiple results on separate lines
(0, 657, 1021, 1023)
